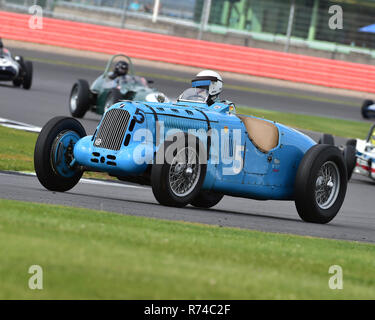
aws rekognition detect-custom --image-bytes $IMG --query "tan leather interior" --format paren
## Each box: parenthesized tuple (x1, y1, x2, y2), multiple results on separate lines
(238, 116, 279, 153)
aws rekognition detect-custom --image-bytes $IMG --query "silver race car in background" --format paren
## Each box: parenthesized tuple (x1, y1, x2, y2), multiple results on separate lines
(0, 39, 33, 89)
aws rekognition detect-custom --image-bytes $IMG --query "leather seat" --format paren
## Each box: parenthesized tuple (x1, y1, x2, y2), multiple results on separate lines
(238, 116, 279, 153)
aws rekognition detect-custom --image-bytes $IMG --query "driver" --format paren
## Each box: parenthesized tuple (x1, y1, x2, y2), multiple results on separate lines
(191, 70, 223, 106)
(109, 60, 129, 80)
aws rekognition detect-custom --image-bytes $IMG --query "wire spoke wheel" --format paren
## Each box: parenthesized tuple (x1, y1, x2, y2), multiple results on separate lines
(169, 146, 201, 197)
(295, 144, 347, 224)
(315, 161, 340, 210)
(151, 134, 207, 207)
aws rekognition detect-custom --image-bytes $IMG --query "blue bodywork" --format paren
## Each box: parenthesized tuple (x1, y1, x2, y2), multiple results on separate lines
(72, 100, 315, 201)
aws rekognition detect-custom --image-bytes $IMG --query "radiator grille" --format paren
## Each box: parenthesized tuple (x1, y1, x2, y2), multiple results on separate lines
(94, 109, 130, 150)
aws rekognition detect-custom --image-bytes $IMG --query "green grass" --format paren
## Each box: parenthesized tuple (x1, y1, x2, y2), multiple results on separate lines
(238, 106, 371, 139)
(0, 125, 37, 171)
(0, 199, 374, 299)
(0, 126, 112, 179)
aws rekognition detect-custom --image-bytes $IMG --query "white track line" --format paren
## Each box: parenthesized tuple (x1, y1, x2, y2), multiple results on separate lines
(0, 117, 41, 132)
(0, 171, 147, 189)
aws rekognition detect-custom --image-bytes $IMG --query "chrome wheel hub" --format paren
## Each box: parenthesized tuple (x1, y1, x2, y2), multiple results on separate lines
(315, 161, 340, 210)
(169, 146, 201, 197)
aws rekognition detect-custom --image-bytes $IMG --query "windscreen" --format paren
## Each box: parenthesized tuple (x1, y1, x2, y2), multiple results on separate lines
(0, 48, 10, 58)
(178, 88, 209, 103)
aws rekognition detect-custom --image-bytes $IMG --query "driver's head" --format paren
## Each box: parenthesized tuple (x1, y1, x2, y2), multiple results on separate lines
(191, 70, 223, 100)
(114, 60, 129, 76)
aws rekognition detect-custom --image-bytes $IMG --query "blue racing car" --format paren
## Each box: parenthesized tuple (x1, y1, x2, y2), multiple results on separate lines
(34, 70, 348, 224)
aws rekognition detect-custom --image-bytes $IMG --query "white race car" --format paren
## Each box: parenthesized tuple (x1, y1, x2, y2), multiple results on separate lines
(0, 40, 33, 89)
(347, 124, 375, 181)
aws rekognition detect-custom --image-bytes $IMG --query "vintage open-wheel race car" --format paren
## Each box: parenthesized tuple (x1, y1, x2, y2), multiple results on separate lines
(69, 54, 168, 118)
(36, 87, 349, 224)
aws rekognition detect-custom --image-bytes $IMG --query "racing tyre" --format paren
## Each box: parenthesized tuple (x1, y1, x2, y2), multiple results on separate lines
(69, 79, 90, 118)
(151, 133, 207, 207)
(361, 100, 373, 119)
(12, 78, 22, 87)
(318, 133, 334, 145)
(22, 60, 33, 90)
(13, 56, 24, 87)
(344, 145, 356, 180)
(34, 116, 86, 192)
(104, 89, 123, 113)
(190, 191, 224, 208)
(346, 139, 357, 148)
(295, 144, 347, 224)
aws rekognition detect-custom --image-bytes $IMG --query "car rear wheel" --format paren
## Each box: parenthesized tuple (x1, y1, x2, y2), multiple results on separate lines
(69, 79, 91, 118)
(318, 133, 334, 145)
(295, 144, 347, 224)
(346, 139, 357, 148)
(151, 134, 207, 207)
(190, 191, 224, 208)
(12, 78, 22, 87)
(34, 116, 86, 192)
(22, 61, 33, 90)
(104, 89, 123, 113)
(344, 145, 357, 180)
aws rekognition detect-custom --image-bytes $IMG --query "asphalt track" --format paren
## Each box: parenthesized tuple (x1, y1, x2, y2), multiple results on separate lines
(1, 171, 374, 243)
(0, 46, 374, 243)
(0, 46, 368, 136)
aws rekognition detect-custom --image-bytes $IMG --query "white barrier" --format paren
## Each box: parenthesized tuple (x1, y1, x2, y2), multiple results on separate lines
(0, 117, 41, 133)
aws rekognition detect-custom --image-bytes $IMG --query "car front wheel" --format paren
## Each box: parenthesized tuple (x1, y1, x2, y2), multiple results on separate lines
(34, 116, 86, 192)
(294, 144, 347, 224)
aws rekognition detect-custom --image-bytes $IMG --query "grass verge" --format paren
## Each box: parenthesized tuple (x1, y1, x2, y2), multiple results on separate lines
(0, 199, 374, 299)
(0, 125, 111, 179)
(238, 106, 371, 139)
